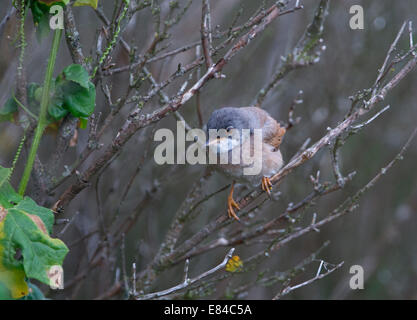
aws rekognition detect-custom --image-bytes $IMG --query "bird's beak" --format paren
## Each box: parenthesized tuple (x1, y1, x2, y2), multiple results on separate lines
(205, 136, 241, 154)
(205, 137, 227, 148)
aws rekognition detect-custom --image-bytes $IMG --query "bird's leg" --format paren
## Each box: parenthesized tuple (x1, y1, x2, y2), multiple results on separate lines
(227, 181, 240, 221)
(261, 176, 273, 196)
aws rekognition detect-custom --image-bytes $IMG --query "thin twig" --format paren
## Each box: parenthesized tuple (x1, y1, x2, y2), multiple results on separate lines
(273, 261, 344, 299)
(136, 248, 235, 300)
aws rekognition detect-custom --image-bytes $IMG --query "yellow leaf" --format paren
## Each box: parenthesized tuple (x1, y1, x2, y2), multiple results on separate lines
(225, 255, 243, 273)
(74, 0, 98, 9)
(0, 266, 28, 299)
(0, 220, 28, 299)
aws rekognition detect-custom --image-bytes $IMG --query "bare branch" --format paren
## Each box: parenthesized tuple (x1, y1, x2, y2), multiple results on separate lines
(373, 21, 407, 91)
(140, 22, 417, 279)
(54, 1, 294, 210)
(135, 248, 235, 300)
(255, 0, 326, 107)
(201, 0, 214, 69)
(273, 261, 344, 299)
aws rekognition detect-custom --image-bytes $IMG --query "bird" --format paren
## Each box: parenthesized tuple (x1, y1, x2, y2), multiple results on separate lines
(205, 106, 286, 221)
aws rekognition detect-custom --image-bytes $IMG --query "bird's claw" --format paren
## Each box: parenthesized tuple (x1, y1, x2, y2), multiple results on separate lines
(262, 176, 273, 197)
(227, 196, 240, 221)
(227, 182, 240, 221)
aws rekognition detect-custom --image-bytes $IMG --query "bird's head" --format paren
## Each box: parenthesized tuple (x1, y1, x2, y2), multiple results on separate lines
(205, 107, 255, 154)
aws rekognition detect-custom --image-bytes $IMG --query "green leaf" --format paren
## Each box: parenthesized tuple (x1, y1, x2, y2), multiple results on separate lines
(34, 87, 43, 103)
(38, 0, 69, 5)
(79, 117, 88, 129)
(28, 82, 67, 121)
(14, 198, 55, 235)
(48, 102, 68, 120)
(0, 205, 28, 300)
(51, 64, 96, 120)
(0, 281, 13, 299)
(27, 83, 41, 104)
(21, 282, 46, 300)
(0, 167, 10, 189)
(62, 81, 96, 118)
(74, 0, 98, 9)
(0, 167, 22, 209)
(0, 262, 28, 300)
(27, 82, 42, 115)
(0, 165, 69, 298)
(0, 183, 23, 209)
(3, 208, 68, 285)
(30, 1, 69, 41)
(36, 11, 51, 42)
(0, 97, 18, 122)
(30, 1, 49, 26)
(48, 95, 68, 120)
(62, 64, 90, 89)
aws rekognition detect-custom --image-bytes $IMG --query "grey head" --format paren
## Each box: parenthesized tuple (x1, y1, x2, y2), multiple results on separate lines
(205, 107, 261, 153)
(206, 107, 256, 133)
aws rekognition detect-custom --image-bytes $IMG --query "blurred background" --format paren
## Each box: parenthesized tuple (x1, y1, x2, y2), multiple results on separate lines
(1, 0, 417, 299)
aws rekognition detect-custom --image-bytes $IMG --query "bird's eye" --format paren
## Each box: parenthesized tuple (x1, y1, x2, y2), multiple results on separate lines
(226, 126, 233, 132)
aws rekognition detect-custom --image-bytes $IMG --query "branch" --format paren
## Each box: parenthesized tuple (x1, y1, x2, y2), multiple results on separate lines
(142, 22, 417, 277)
(255, 0, 325, 107)
(273, 261, 344, 299)
(268, 125, 417, 253)
(373, 21, 406, 92)
(135, 248, 235, 300)
(201, 0, 214, 69)
(53, 1, 292, 210)
(171, 173, 354, 263)
(284, 90, 303, 130)
(228, 240, 331, 299)
(64, 5, 88, 68)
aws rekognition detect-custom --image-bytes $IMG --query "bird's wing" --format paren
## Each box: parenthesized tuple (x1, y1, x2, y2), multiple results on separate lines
(264, 121, 286, 149)
(244, 107, 286, 149)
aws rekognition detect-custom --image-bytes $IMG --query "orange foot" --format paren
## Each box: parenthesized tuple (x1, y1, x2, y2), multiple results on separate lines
(227, 181, 241, 221)
(261, 176, 273, 196)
